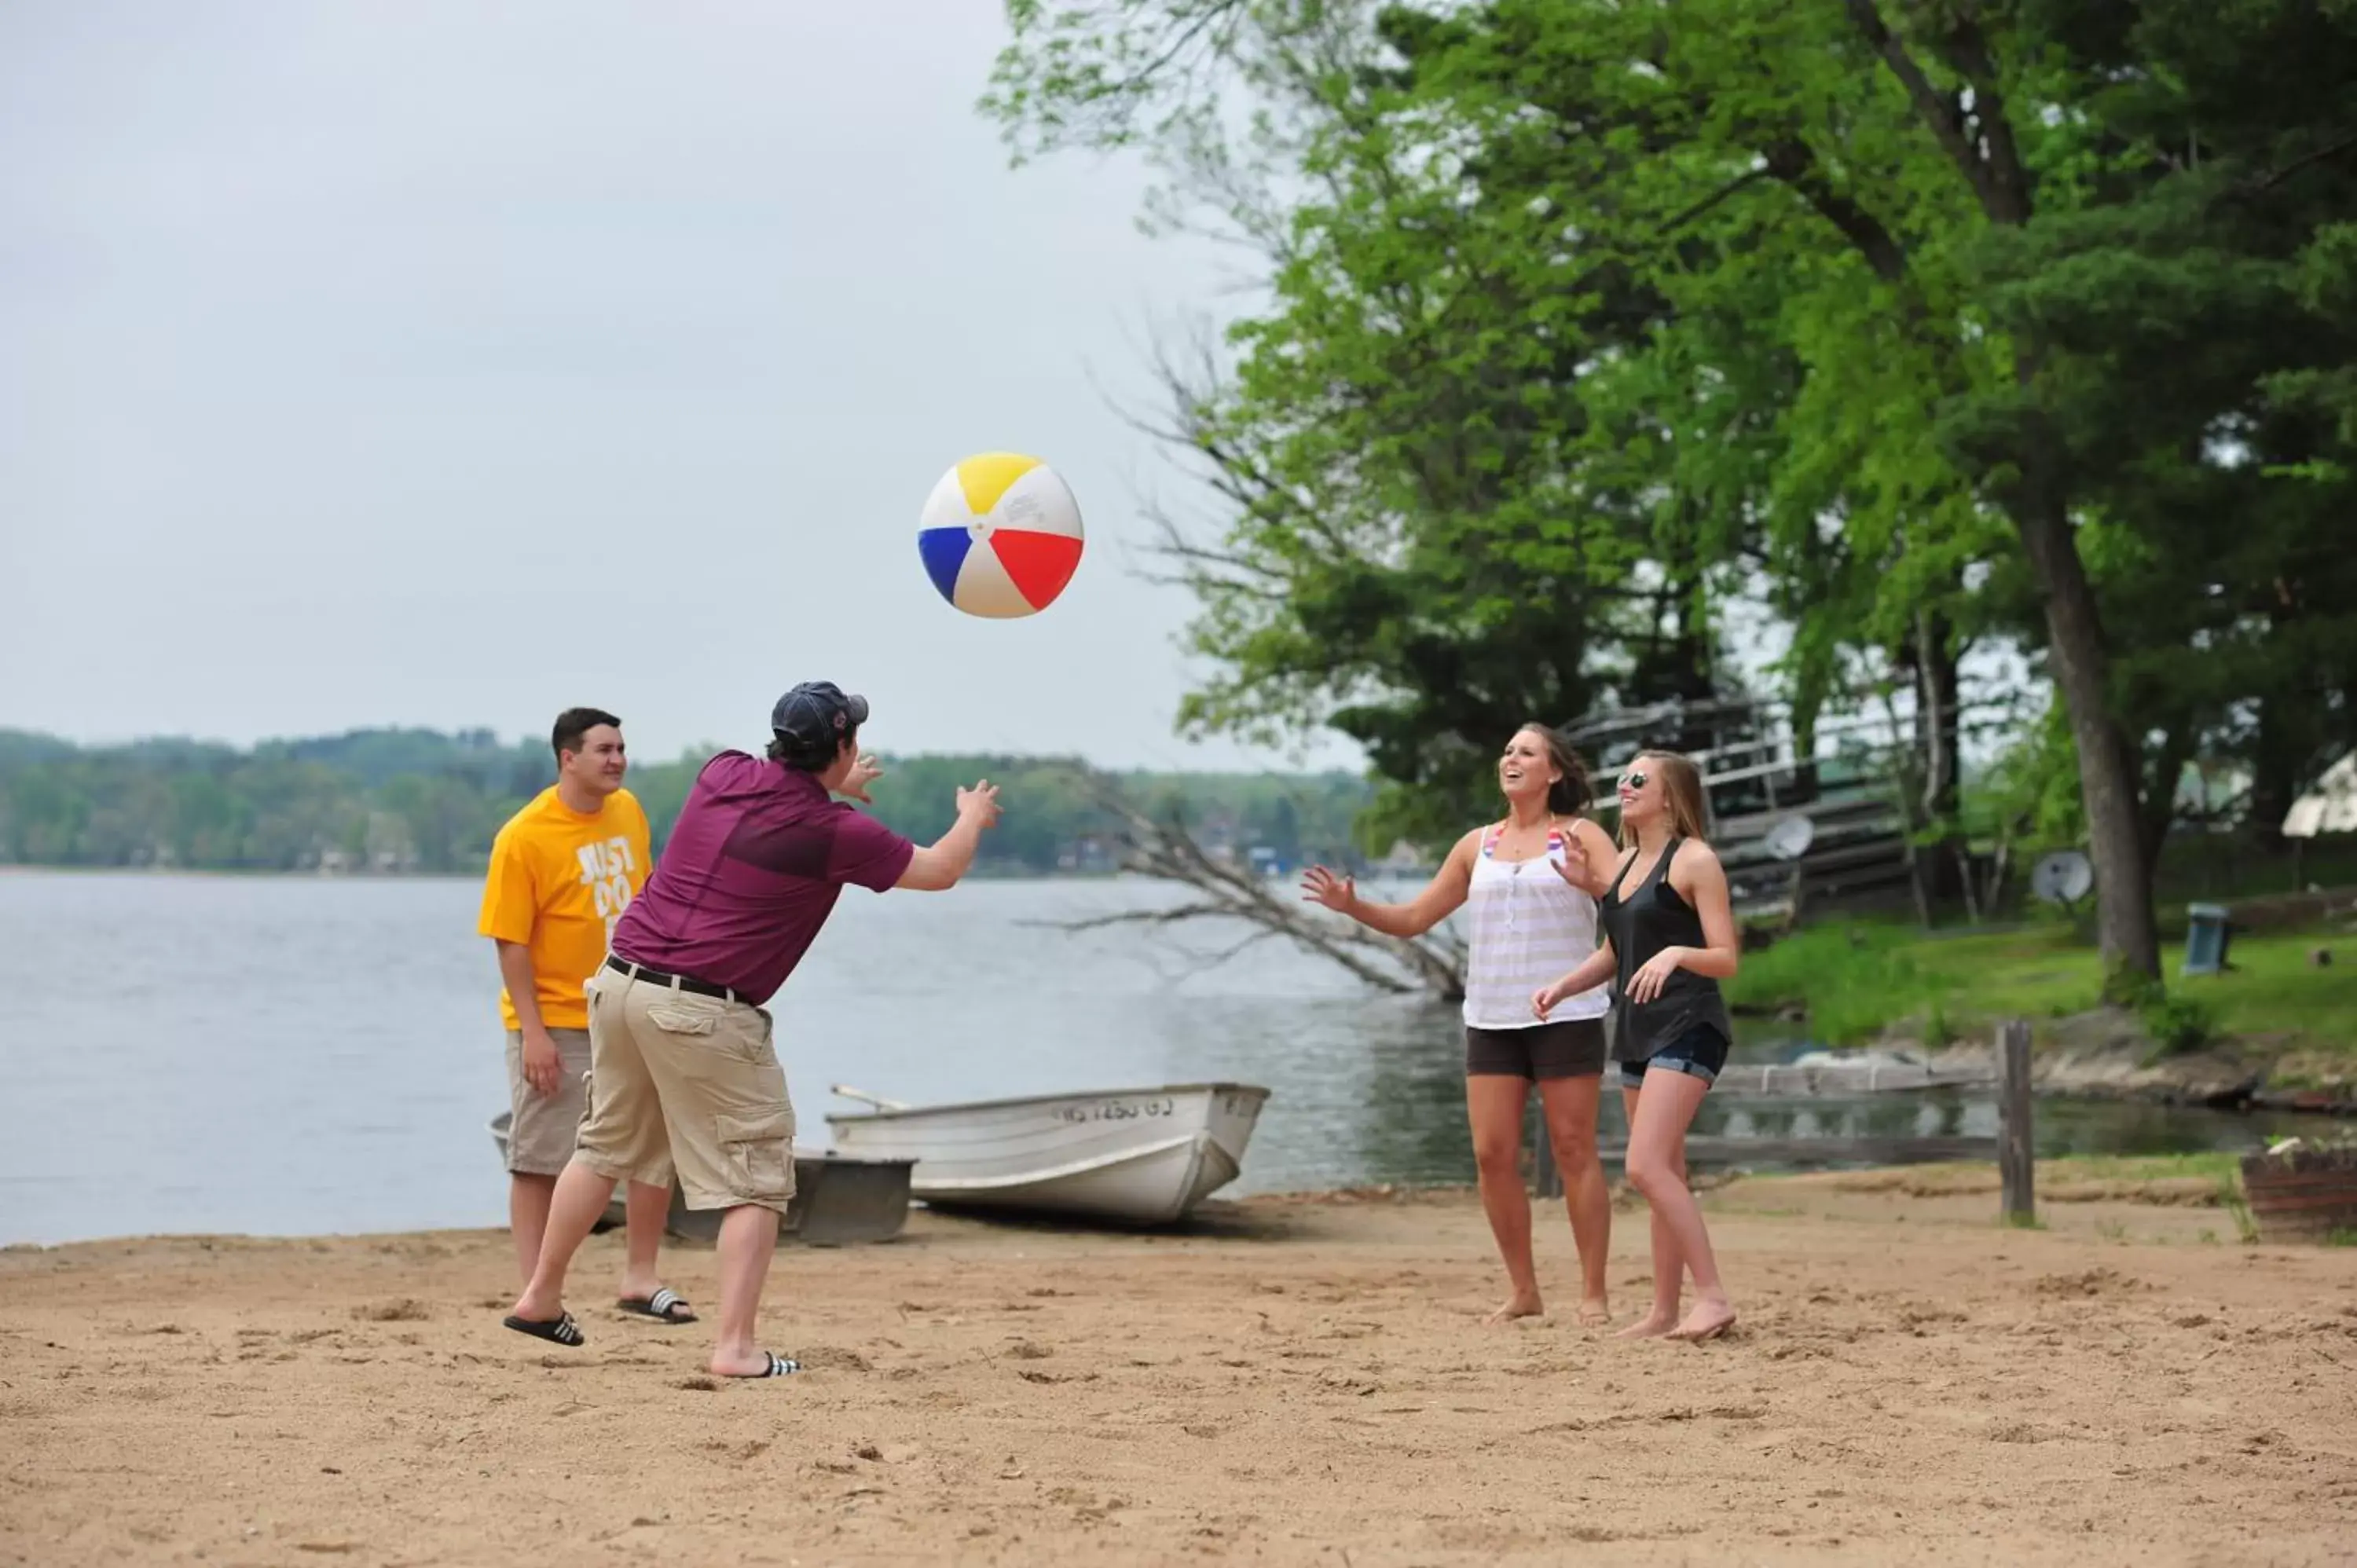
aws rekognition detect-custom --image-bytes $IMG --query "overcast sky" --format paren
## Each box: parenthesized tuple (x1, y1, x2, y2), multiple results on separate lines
(0, 2, 1363, 771)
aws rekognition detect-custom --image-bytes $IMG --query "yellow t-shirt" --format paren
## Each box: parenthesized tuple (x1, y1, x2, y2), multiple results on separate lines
(477, 786, 652, 1031)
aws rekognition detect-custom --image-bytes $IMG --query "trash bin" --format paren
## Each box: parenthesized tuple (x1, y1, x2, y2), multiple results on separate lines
(2182, 903, 2233, 976)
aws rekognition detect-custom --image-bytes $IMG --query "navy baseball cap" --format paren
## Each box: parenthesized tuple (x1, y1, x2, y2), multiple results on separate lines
(771, 681, 869, 746)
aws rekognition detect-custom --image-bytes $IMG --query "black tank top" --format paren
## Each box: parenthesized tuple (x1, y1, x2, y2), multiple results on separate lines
(1598, 837, 1733, 1063)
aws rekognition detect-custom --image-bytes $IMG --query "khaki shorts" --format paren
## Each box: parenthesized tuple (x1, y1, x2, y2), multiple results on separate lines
(573, 969, 797, 1214)
(504, 1028, 593, 1176)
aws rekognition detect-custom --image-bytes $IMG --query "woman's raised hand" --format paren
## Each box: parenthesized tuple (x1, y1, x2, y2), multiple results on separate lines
(1300, 865, 1356, 914)
(1549, 834, 1595, 895)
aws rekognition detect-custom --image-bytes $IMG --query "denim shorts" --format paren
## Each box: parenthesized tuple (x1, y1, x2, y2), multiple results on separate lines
(1619, 1024, 1730, 1090)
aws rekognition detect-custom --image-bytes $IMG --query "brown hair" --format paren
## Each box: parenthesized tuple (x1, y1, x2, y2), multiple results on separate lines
(552, 707, 621, 765)
(1618, 749, 1710, 848)
(1514, 723, 1595, 817)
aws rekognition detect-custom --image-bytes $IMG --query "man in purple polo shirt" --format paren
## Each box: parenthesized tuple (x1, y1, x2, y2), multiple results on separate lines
(504, 681, 1001, 1378)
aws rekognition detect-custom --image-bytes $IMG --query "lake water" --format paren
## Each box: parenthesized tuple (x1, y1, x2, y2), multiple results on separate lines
(0, 870, 2309, 1245)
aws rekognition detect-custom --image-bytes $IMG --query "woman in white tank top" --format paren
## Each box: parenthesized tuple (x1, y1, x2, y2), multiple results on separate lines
(1302, 723, 1618, 1327)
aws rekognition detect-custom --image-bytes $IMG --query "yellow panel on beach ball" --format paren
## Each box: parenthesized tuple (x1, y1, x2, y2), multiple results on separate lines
(954, 452, 1044, 515)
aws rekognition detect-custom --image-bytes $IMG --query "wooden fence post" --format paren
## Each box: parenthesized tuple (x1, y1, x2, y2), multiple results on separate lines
(1999, 1018, 2036, 1225)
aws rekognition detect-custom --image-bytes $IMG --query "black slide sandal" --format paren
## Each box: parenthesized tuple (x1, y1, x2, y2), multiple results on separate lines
(617, 1288, 698, 1324)
(503, 1312, 585, 1347)
(724, 1351, 800, 1379)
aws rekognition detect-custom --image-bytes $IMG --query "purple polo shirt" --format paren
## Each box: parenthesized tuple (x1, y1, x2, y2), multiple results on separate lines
(610, 752, 915, 1004)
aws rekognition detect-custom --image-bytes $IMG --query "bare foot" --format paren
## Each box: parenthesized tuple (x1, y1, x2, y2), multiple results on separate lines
(1483, 1292, 1545, 1326)
(1613, 1310, 1677, 1340)
(1666, 1299, 1736, 1342)
(1576, 1299, 1613, 1328)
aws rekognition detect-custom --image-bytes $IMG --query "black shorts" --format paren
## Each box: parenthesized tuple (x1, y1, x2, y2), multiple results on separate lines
(1464, 1017, 1607, 1080)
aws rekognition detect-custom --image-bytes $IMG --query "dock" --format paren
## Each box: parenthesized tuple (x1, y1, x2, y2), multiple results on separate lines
(1598, 1134, 1999, 1169)
(1705, 1061, 1995, 1097)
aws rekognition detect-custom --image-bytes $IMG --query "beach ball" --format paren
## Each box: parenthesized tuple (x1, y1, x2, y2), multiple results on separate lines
(917, 452, 1085, 618)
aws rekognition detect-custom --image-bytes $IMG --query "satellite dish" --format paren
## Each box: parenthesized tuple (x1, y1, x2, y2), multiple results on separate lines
(2031, 850, 2094, 906)
(1761, 814, 1816, 863)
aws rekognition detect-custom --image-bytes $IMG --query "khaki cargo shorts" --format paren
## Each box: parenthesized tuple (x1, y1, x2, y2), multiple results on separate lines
(504, 1028, 593, 1176)
(572, 968, 797, 1214)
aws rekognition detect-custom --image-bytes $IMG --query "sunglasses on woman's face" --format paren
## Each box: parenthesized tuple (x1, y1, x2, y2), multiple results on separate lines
(1622, 771, 1649, 790)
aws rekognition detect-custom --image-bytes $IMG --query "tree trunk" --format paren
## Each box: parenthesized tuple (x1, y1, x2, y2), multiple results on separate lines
(2245, 694, 2304, 853)
(2140, 722, 2194, 881)
(2010, 485, 2162, 987)
(1912, 607, 1966, 907)
(1837, 0, 2162, 980)
(1625, 570, 1717, 716)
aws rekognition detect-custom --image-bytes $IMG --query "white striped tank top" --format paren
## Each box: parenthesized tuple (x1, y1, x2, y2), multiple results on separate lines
(1460, 819, 1610, 1029)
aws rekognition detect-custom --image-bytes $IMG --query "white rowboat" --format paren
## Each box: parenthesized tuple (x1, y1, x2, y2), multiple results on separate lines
(823, 1081, 1271, 1225)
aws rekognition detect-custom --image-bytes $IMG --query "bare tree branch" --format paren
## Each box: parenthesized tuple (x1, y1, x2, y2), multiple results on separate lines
(1030, 771, 1466, 999)
(2235, 128, 2357, 199)
(1759, 137, 1911, 283)
(1124, 2, 1245, 99)
(1657, 167, 1774, 235)
(1028, 901, 1237, 932)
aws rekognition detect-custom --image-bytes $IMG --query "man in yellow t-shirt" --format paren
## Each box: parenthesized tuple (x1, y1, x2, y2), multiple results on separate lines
(478, 707, 689, 1323)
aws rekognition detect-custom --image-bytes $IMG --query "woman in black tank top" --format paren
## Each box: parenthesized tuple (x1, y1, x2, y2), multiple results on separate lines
(1532, 750, 1741, 1343)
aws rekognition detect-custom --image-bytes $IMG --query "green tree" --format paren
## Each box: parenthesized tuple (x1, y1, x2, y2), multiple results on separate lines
(988, 0, 2357, 988)
(995, 2, 1715, 852)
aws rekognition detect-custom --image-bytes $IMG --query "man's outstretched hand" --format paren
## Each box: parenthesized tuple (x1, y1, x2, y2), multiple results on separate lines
(838, 753, 884, 804)
(957, 780, 1002, 830)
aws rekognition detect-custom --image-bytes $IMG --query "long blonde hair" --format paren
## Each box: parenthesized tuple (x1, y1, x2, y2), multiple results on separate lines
(1618, 749, 1710, 848)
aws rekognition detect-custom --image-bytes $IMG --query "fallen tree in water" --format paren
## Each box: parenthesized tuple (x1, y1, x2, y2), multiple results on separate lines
(1037, 775, 1466, 1001)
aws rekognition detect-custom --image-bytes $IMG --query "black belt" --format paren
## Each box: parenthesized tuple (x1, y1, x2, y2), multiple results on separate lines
(604, 954, 740, 1004)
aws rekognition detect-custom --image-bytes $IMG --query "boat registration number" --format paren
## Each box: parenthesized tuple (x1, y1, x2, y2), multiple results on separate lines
(1055, 1097, 1176, 1125)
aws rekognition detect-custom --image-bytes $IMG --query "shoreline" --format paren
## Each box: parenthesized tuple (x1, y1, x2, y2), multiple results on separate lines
(1915, 1011, 2357, 1115)
(1729, 899, 2357, 1118)
(0, 1150, 2291, 1258)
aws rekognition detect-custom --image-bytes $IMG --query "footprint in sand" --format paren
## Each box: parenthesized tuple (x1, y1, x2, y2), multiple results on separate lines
(350, 1299, 432, 1323)
(2032, 1268, 2143, 1298)
(797, 1346, 874, 1372)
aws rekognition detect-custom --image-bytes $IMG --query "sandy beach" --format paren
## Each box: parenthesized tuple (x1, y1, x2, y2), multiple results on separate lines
(3, 1174, 2352, 1567)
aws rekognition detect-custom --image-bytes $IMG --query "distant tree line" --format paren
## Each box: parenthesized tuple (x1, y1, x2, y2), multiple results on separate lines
(0, 728, 1376, 878)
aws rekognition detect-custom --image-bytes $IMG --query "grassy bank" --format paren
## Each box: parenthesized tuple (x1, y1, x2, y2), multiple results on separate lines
(1730, 913, 2357, 1063)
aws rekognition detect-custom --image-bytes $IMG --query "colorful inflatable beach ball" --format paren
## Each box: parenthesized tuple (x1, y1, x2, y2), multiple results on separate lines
(916, 452, 1085, 619)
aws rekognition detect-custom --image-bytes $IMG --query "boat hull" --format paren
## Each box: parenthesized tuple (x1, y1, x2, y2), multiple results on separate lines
(486, 1113, 914, 1245)
(825, 1082, 1270, 1225)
